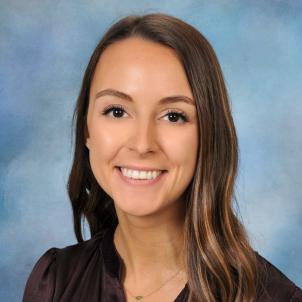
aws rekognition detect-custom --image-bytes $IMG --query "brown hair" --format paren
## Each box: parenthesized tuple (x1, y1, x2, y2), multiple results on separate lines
(67, 13, 262, 302)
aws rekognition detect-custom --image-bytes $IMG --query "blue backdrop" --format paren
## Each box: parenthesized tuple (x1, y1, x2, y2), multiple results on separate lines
(0, 1, 301, 301)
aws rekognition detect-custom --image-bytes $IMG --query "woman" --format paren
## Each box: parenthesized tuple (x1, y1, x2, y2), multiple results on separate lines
(22, 13, 302, 302)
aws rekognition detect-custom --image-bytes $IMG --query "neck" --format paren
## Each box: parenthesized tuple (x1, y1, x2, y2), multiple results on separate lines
(113, 201, 187, 284)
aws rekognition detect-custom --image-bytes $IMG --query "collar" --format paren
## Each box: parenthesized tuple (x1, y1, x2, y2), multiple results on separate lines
(99, 224, 189, 302)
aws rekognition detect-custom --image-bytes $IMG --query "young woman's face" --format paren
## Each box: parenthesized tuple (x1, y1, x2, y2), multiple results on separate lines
(86, 37, 199, 218)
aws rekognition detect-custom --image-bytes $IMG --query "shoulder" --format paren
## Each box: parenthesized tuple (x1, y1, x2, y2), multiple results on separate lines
(255, 251, 302, 302)
(22, 247, 58, 302)
(22, 231, 106, 302)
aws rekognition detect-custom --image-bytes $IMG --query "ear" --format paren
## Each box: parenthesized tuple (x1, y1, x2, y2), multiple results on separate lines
(84, 123, 90, 150)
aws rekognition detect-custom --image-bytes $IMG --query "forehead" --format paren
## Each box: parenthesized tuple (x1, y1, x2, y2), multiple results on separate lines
(90, 37, 192, 97)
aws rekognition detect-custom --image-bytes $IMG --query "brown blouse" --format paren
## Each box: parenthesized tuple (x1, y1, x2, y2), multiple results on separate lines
(22, 225, 302, 302)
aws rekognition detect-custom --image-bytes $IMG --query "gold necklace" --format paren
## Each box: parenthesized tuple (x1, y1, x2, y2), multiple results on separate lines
(123, 268, 182, 300)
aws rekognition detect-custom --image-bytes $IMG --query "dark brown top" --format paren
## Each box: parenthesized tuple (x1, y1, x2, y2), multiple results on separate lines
(22, 225, 302, 302)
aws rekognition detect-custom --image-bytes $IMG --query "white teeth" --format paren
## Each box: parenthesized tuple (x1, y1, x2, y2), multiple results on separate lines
(120, 167, 163, 180)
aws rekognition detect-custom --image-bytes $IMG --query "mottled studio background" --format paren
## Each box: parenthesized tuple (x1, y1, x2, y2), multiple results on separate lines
(0, 1, 301, 301)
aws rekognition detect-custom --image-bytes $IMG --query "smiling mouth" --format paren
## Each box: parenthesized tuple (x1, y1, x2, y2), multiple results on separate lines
(115, 166, 167, 184)
(115, 166, 167, 172)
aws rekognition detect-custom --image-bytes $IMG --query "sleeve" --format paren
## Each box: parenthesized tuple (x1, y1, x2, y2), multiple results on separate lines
(22, 247, 58, 302)
(290, 285, 302, 302)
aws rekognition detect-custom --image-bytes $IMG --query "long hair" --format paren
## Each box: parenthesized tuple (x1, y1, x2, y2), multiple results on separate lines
(67, 13, 263, 302)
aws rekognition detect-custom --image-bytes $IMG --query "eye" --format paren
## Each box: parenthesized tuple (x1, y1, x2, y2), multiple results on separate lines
(101, 105, 189, 124)
(163, 110, 188, 123)
(101, 105, 128, 118)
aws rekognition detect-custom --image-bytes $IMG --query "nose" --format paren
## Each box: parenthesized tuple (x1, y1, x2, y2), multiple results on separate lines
(128, 117, 158, 155)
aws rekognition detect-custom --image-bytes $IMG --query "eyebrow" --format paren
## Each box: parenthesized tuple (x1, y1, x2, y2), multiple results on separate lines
(95, 88, 195, 106)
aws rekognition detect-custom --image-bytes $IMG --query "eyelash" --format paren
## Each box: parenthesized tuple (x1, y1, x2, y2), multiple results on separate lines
(101, 104, 189, 123)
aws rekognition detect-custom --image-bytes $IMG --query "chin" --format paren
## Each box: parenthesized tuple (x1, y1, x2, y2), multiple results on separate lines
(113, 198, 164, 218)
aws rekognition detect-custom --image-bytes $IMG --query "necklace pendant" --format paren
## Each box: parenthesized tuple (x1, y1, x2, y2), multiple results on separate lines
(135, 296, 144, 300)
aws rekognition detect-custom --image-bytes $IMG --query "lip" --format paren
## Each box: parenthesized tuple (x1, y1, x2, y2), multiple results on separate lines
(115, 165, 166, 172)
(115, 167, 167, 186)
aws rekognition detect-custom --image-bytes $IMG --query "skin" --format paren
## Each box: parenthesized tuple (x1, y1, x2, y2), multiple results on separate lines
(85, 37, 199, 301)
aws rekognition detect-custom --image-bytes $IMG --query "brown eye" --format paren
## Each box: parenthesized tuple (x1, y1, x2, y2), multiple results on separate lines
(102, 105, 127, 118)
(101, 105, 188, 124)
(164, 110, 188, 123)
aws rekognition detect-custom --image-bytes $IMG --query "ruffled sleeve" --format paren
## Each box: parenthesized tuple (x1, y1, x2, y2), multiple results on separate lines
(22, 248, 58, 302)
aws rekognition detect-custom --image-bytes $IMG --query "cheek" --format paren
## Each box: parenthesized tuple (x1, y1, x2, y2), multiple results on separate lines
(88, 121, 126, 194)
(162, 126, 199, 168)
(89, 120, 124, 158)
